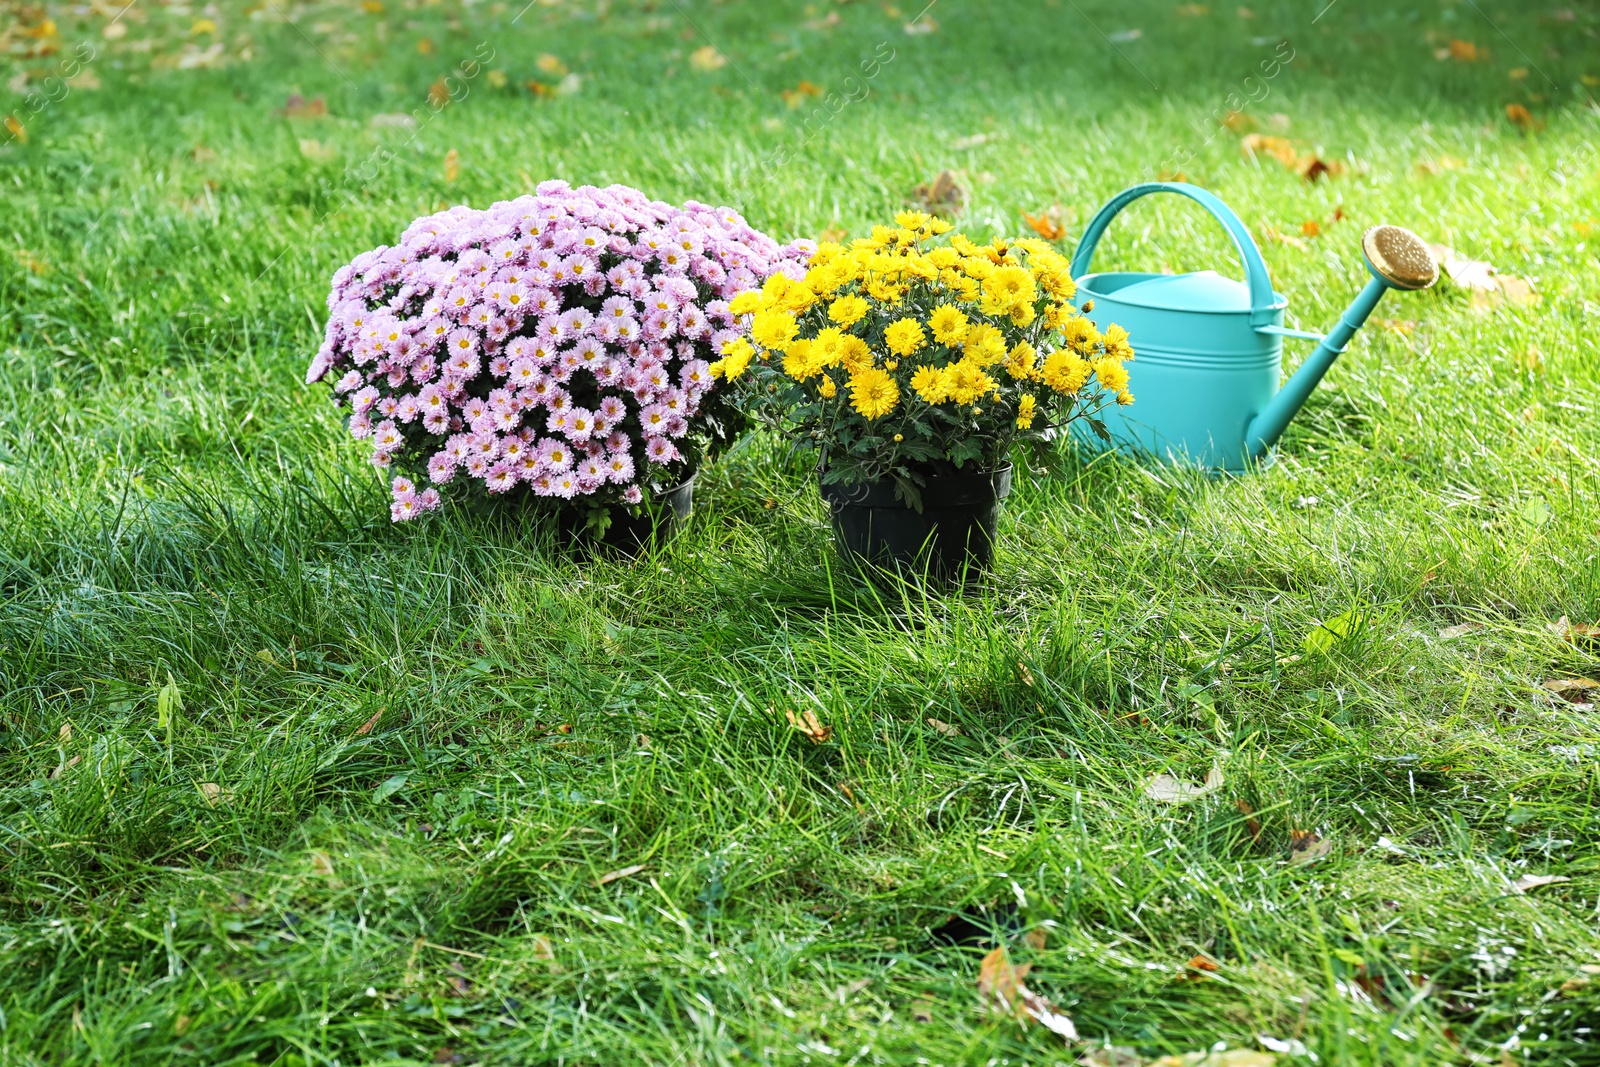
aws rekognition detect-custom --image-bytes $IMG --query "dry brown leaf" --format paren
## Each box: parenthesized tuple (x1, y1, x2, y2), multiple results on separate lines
(416, 36, 435, 55)
(1260, 225, 1308, 250)
(1438, 621, 1483, 640)
(1542, 678, 1600, 700)
(59, 722, 72, 742)
(1222, 108, 1255, 133)
(1021, 206, 1067, 241)
(818, 223, 848, 243)
(530, 934, 560, 973)
(1017, 660, 1037, 687)
(912, 996, 935, 1023)
(1299, 156, 1343, 182)
(926, 717, 960, 736)
(1511, 873, 1570, 893)
(596, 863, 646, 887)
(5, 113, 28, 144)
(1505, 103, 1543, 131)
(442, 148, 460, 183)
(428, 79, 451, 107)
(1236, 799, 1263, 841)
(1144, 765, 1223, 803)
(311, 849, 338, 886)
(1024, 926, 1049, 951)
(637, 733, 652, 749)
(977, 947, 1078, 1039)
(536, 53, 568, 76)
(903, 15, 939, 34)
(1437, 39, 1485, 62)
(834, 977, 871, 1003)
(1300, 219, 1322, 238)
(353, 707, 384, 737)
(689, 45, 727, 72)
(298, 138, 336, 162)
(174, 1014, 192, 1036)
(1078, 1047, 1144, 1067)
(785, 708, 833, 743)
(1289, 829, 1334, 864)
(282, 93, 328, 119)
(909, 170, 965, 218)
(50, 754, 81, 779)
(1186, 953, 1220, 971)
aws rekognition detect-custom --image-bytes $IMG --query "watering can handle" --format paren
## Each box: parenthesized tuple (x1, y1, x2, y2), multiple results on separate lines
(1070, 182, 1279, 326)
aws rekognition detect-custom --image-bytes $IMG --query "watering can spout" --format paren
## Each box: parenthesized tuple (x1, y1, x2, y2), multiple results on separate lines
(1244, 225, 1439, 459)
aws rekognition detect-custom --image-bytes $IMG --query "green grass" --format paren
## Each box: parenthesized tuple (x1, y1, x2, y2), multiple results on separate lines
(4, 0, 1600, 1064)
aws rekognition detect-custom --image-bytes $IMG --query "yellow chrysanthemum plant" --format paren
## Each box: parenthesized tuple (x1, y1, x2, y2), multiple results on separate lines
(710, 212, 1134, 509)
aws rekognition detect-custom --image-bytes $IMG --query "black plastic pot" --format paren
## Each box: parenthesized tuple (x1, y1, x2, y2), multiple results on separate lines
(555, 474, 695, 556)
(818, 464, 1012, 581)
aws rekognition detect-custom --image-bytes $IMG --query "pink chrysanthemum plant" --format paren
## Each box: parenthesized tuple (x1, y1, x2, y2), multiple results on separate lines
(306, 181, 812, 525)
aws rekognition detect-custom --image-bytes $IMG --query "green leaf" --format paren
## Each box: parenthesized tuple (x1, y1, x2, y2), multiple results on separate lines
(1303, 608, 1368, 654)
(374, 774, 408, 801)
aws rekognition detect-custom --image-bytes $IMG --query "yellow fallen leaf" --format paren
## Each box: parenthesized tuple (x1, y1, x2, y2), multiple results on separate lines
(818, 223, 848, 244)
(1289, 828, 1334, 864)
(50, 754, 81, 779)
(1241, 133, 1297, 167)
(428, 79, 451, 107)
(197, 782, 235, 806)
(1505, 103, 1543, 131)
(298, 138, 336, 162)
(1438, 621, 1482, 639)
(362, 0, 384, 12)
(443, 148, 459, 183)
(689, 45, 727, 72)
(486, 69, 507, 89)
(784, 708, 833, 743)
(416, 36, 435, 55)
(190, 18, 217, 35)
(925, 717, 960, 736)
(1022, 206, 1067, 241)
(4, 114, 27, 143)
(536, 53, 568, 76)
(977, 947, 1078, 1039)
(102, 20, 127, 39)
(595, 863, 645, 886)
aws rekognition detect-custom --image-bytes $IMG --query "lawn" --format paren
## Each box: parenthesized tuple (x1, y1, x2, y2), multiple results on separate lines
(3, 0, 1600, 1064)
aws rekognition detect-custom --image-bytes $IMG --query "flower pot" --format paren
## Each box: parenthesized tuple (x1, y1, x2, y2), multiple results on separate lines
(555, 474, 696, 556)
(818, 464, 1012, 580)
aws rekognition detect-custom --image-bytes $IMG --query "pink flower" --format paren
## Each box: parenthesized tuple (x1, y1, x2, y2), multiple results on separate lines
(622, 484, 644, 505)
(644, 437, 680, 464)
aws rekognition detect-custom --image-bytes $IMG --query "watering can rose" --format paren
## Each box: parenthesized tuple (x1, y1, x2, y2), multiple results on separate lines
(711, 212, 1134, 503)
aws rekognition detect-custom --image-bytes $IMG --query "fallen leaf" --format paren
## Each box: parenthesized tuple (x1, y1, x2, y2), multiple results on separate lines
(311, 849, 338, 885)
(637, 733, 652, 748)
(190, 17, 217, 34)
(362, 0, 384, 12)
(834, 978, 871, 1003)
(925, 717, 960, 736)
(903, 15, 938, 34)
(1222, 108, 1255, 132)
(197, 782, 234, 806)
(1108, 28, 1143, 42)
(1300, 219, 1322, 238)
(3, 114, 26, 143)
(1186, 954, 1220, 971)
(281, 93, 328, 119)
(1438, 621, 1483, 640)
(1511, 873, 1570, 893)
(443, 148, 460, 183)
(1289, 829, 1334, 864)
(1150, 1054, 1277, 1067)
(353, 708, 384, 736)
(531, 934, 560, 972)
(1079, 1047, 1144, 1067)
(1176, 4, 1210, 15)
(1021, 205, 1067, 241)
(298, 138, 336, 162)
(59, 722, 72, 742)
(1542, 678, 1600, 700)
(977, 947, 1078, 1039)
(1024, 927, 1049, 951)
(1241, 133, 1298, 167)
(446, 960, 471, 996)
(1144, 765, 1224, 803)
(780, 80, 824, 108)
(909, 170, 965, 218)
(806, 10, 842, 29)
(69, 69, 101, 90)
(951, 132, 991, 150)
(1017, 661, 1037, 687)
(50, 754, 81, 779)
(912, 996, 935, 1023)
(1260, 225, 1308, 250)
(536, 53, 568, 76)
(428, 79, 451, 107)
(785, 708, 833, 743)
(1236, 799, 1263, 841)
(1505, 103, 1544, 132)
(432, 1049, 461, 1066)
(689, 45, 727, 72)
(1298, 155, 1343, 182)
(487, 70, 507, 89)
(818, 222, 848, 244)
(1304, 607, 1367, 654)
(1439, 39, 1485, 62)
(596, 863, 646, 886)
(374, 774, 408, 801)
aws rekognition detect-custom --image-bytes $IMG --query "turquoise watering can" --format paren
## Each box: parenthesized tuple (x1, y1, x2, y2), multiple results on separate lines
(1069, 182, 1438, 472)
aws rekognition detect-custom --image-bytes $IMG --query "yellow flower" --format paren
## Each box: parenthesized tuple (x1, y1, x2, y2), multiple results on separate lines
(1005, 341, 1037, 379)
(904, 255, 939, 281)
(962, 323, 1007, 367)
(839, 336, 873, 374)
(751, 310, 799, 351)
(981, 265, 1037, 314)
(1040, 350, 1092, 394)
(1008, 301, 1037, 328)
(895, 210, 932, 231)
(709, 336, 753, 378)
(783, 339, 822, 380)
(927, 304, 970, 346)
(1116, 388, 1134, 405)
(819, 376, 838, 398)
(729, 291, 763, 316)
(928, 247, 959, 270)
(1062, 316, 1101, 353)
(893, 433, 904, 442)
(950, 233, 983, 257)
(865, 279, 904, 304)
(925, 216, 953, 236)
(1102, 322, 1134, 360)
(828, 294, 870, 328)
(1093, 357, 1130, 394)
(811, 326, 849, 367)
(1015, 393, 1037, 428)
(779, 282, 818, 314)
(848, 366, 899, 419)
(910, 364, 950, 403)
(884, 317, 927, 357)
(946, 361, 995, 405)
